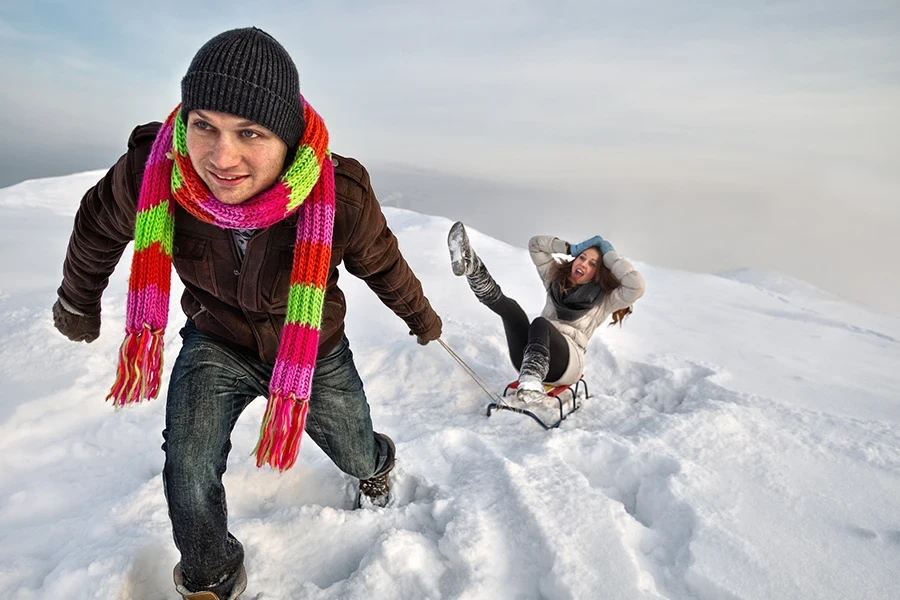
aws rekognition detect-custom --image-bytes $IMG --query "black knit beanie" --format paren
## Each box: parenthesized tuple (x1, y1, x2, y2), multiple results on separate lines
(181, 27, 304, 148)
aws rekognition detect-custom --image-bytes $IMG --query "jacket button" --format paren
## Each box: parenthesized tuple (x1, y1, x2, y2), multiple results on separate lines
(332, 156, 339, 168)
(233, 269, 240, 276)
(173, 246, 179, 255)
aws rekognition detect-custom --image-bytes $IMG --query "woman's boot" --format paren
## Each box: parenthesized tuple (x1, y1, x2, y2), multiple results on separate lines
(516, 341, 551, 403)
(448, 222, 502, 307)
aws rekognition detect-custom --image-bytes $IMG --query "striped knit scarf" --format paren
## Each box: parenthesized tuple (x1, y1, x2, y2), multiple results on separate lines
(107, 99, 335, 472)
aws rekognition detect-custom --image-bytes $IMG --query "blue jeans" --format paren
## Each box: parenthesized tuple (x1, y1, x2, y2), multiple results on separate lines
(162, 321, 392, 592)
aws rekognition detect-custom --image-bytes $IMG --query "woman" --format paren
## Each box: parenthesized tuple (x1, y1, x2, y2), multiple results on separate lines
(448, 222, 646, 403)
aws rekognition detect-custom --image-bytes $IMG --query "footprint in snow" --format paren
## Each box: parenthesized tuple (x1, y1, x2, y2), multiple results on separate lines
(610, 360, 718, 414)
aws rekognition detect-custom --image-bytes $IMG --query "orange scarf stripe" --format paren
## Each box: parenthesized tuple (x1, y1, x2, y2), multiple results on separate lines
(290, 239, 332, 287)
(128, 242, 173, 297)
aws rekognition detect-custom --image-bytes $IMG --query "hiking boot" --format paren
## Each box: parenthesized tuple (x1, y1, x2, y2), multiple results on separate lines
(357, 433, 395, 508)
(448, 222, 503, 306)
(174, 562, 247, 600)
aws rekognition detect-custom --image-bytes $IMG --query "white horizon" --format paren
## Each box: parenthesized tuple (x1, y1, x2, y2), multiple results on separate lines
(1, 0, 897, 314)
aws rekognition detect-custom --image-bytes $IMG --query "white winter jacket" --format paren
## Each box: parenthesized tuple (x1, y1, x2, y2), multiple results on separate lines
(529, 236, 646, 386)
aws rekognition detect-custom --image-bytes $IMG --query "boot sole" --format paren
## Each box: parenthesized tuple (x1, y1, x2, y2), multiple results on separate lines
(516, 388, 550, 404)
(357, 433, 396, 509)
(174, 563, 247, 600)
(448, 221, 469, 276)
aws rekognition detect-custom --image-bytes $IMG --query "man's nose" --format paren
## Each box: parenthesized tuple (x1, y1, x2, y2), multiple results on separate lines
(209, 136, 240, 170)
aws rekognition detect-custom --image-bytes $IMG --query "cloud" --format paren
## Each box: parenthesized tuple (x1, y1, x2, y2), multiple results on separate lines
(61, 56, 98, 71)
(0, 18, 41, 41)
(0, 0, 898, 314)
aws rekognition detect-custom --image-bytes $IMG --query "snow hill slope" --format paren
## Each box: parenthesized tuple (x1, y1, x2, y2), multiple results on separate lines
(1, 173, 899, 600)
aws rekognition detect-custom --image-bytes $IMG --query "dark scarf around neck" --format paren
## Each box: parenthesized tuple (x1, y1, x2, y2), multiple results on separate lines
(549, 281, 606, 321)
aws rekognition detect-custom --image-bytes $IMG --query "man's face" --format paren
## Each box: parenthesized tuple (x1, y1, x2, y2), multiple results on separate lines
(185, 109, 289, 205)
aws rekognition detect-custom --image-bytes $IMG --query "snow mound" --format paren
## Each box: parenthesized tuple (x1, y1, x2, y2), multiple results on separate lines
(0, 170, 107, 215)
(715, 267, 846, 302)
(1, 174, 899, 599)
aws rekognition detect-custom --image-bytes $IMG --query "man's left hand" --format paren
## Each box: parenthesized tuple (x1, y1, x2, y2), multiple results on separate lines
(411, 314, 442, 346)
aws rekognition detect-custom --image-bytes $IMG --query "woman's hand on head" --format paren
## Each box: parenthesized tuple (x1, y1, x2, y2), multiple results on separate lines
(570, 235, 612, 257)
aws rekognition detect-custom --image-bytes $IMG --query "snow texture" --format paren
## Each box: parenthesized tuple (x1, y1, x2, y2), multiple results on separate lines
(1, 174, 899, 599)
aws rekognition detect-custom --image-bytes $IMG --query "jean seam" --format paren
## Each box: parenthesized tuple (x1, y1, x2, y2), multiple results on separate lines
(304, 409, 335, 460)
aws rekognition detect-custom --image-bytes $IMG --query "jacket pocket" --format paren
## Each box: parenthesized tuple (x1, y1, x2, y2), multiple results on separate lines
(320, 298, 344, 338)
(258, 246, 294, 309)
(173, 235, 219, 297)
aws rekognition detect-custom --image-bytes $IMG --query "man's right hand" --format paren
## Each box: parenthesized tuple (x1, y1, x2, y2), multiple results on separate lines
(52, 299, 101, 343)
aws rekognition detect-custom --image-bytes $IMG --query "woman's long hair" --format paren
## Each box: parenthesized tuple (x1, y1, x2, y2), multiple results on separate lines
(549, 252, 633, 327)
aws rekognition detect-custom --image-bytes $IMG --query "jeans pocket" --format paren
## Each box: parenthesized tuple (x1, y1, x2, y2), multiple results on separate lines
(317, 335, 349, 365)
(180, 319, 199, 339)
(312, 336, 364, 393)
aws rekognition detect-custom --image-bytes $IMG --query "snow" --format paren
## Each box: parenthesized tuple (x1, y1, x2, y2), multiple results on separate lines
(1, 174, 900, 600)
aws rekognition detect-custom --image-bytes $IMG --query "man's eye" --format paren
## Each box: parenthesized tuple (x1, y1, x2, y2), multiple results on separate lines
(192, 120, 211, 130)
(241, 130, 260, 139)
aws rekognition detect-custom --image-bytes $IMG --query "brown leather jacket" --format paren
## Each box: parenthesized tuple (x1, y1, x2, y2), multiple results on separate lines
(59, 122, 441, 362)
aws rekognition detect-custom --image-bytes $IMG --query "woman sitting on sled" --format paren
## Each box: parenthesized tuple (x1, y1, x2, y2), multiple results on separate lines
(448, 222, 646, 404)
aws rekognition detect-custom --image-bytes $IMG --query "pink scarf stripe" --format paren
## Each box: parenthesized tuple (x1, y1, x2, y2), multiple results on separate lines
(269, 322, 319, 392)
(304, 157, 335, 239)
(298, 202, 336, 246)
(139, 161, 175, 210)
(137, 119, 176, 212)
(125, 285, 170, 330)
(193, 181, 295, 230)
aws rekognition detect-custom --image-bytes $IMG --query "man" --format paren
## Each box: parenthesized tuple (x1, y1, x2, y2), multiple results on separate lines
(52, 27, 442, 600)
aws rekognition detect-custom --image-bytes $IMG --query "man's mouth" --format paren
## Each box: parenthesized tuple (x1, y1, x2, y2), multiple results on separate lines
(210, 172, 248, 186)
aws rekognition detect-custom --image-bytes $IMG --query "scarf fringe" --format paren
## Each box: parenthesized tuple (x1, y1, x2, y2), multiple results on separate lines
(106, 325, 164, 407)
(254, 391, 309, 471)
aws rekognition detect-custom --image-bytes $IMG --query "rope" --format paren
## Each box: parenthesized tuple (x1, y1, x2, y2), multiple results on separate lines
(437, 339, 509, 406)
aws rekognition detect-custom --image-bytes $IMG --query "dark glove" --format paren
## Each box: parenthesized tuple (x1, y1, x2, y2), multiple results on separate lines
(52, 299, 101, 343)
(411, 314, 442, 346)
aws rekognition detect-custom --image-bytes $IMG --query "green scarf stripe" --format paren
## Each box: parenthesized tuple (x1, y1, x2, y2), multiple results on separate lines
(172, 112, 188, 156)
(171, 163, 184, 192)
(133, 202, 174, 254)
(285, 146, 321, 212)
(285, 283, 325, 327)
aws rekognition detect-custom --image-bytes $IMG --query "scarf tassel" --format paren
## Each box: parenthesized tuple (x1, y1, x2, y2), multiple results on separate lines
(254, 391, 309, 471)
(106, 325, 165, 407)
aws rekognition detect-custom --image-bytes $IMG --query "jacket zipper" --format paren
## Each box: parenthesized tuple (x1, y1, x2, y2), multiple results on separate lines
(229, 229, 267, 362)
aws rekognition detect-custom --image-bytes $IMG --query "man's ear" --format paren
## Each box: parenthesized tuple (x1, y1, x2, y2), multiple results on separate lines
(281, 147, 297, 176)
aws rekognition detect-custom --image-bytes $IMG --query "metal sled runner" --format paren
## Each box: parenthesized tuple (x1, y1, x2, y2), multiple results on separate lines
(486, 377, 589, 430)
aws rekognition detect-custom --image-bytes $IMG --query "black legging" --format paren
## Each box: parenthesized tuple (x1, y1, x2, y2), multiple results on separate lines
(487, 296, 570, 382)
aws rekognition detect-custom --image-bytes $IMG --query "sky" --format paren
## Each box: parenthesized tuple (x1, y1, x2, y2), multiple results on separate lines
(1, 0, 899, 314)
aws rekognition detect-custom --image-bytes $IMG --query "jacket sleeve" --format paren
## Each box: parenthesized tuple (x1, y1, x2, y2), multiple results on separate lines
(528, 235, 569, 282)
(342, 168, 441, 337)
(58, 123, 161, 315)
(602, 251, 646, 311)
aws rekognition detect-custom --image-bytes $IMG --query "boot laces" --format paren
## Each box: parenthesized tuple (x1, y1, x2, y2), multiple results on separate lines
(359, 472, 389, 498)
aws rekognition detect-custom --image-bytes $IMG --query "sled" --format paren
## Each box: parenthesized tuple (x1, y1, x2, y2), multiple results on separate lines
(486, 377, 589, 430)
